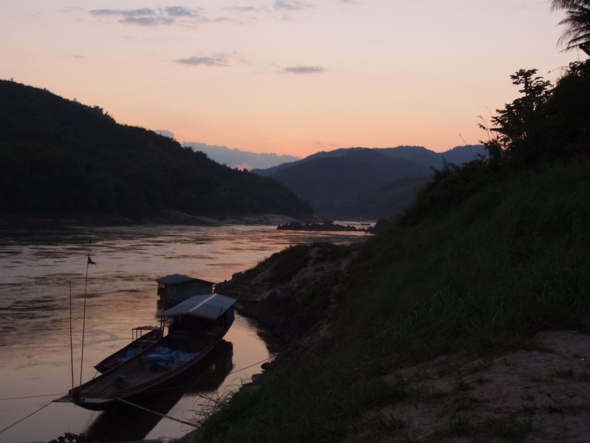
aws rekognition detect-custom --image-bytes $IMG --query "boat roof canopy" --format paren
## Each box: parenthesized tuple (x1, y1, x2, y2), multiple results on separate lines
(155, 274, 215, 286)
(157, 293, 237, 321)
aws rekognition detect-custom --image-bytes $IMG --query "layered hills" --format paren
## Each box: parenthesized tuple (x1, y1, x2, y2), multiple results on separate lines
(0, 80, 313, 221)
(254, 145, 486, 219)
(184, 142, 300, 170)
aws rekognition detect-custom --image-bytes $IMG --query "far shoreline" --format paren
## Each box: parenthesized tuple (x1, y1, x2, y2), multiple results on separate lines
(0, 212, 307, 229)
(0, 212, 382, 231)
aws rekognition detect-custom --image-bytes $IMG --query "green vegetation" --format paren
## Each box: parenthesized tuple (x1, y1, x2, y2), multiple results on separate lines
(0, 80, 313, 219)
(191, 59, 590, 442)
(481, 416, 533, 441)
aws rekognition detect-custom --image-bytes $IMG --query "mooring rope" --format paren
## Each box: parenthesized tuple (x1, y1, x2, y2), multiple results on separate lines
(0, 355, 276, 436)
(109, 356, 276, 429)
(0, 401, 53, 434)
(0, 393, 64, 401)
(113, 397, 199, 427)
(132, 355, 275, 398)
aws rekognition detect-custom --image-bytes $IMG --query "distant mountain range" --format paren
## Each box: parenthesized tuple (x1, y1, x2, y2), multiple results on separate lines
(185, 142, 300, 170)
(253, 145, 487, 220)
(0, 80, 488, 223)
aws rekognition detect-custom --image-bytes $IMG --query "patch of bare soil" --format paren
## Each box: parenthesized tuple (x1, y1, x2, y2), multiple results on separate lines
(345, 330, 590, 442)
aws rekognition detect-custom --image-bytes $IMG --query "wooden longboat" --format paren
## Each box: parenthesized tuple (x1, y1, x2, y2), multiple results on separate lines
(94, 326, 163, 373)
(55, 293, 236, 411)
(84, 340, 233, 442)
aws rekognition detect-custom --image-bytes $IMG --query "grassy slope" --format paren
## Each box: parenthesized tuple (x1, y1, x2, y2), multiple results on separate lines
(193, 159, 590, 442)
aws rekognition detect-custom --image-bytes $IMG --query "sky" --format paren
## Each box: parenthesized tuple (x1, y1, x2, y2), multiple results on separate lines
(1, 1, 585, 157)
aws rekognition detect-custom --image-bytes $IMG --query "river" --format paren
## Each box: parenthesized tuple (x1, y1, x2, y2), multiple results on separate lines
(0, 222, 369, 443)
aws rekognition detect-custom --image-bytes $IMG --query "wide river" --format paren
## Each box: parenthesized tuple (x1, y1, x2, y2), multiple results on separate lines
(0, 222, 369, 443)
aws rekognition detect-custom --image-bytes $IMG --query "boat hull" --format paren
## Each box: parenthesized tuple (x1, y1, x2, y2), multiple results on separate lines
(59, 338, 223, 411)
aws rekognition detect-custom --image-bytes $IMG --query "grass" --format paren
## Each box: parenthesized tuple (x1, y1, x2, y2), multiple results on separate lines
(343, 161, 590, 365)
(551, 368, 575, 379)
(192, 159, 590, 442)
(482, 415, 533, 441)
(448, 413, 473, 436)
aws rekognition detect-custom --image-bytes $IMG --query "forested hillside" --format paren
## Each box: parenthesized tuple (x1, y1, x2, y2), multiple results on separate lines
(0, 81, 313, 220)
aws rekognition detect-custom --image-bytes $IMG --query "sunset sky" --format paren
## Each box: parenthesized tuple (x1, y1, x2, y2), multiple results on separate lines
(1, 1, 584, 157)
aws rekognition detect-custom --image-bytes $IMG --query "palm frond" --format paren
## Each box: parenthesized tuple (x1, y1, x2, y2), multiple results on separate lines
(552, 0, 590, 55)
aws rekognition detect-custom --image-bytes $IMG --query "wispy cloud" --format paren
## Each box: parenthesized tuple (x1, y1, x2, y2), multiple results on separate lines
(88, 3, 318, 27)
(164, 6, 196, 18)
(175, 54, 230, 67)
(89, 7, 201, 26)
(283, 66, 326, 74)
(274, 1, 313, 11)
(225, 6, 267, 14)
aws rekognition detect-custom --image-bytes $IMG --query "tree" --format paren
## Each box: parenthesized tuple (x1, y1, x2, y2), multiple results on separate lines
(482, 62, 590, 167)
(481, 69, 552, 167)
(552, 0, 590, 56)
(533, 60, 590, 158)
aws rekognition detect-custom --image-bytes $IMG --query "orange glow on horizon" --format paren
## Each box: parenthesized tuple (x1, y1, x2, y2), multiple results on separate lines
(1, 1, 578, 158)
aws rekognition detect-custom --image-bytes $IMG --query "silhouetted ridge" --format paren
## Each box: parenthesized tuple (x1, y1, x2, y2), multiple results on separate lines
(254, 144, 486, 219)
(0, 80, 313, 220)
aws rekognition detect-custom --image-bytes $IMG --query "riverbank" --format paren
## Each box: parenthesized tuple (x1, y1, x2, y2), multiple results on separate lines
(184, 160, 590, 442)
(188, 241, 590, 442)
(203, 236, 590, 442)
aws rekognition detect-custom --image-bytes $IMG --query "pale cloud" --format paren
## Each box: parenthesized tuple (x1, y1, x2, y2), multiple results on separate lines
(165, 6, 198, 17)
(225, 6, 267, 14)
(274, 1, 313, 11)
(88, 3, 316, 27)
(283, 66, 326, 74)
(90, 8, 153, 18)
(175, 55, 230, 67)
(89, 7, 201, 26)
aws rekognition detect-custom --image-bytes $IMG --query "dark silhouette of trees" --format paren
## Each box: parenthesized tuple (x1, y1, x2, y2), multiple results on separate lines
(0, 80, 314, 219)
(401, 59, 590, 226)
(480, 69, 553, 167)
(552, 0, 590, 56)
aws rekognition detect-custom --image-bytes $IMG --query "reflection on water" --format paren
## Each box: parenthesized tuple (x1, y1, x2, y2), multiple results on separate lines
(0, 223, 368, 443)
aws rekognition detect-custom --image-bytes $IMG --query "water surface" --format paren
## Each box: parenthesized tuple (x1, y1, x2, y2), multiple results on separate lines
(0, 223, 368, 443)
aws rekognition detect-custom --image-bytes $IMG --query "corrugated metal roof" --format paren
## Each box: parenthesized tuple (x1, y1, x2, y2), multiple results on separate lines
(155, 274, 215, 286)
(157, 293, 237, 320)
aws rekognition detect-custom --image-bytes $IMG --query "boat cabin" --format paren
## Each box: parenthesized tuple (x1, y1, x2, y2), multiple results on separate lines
(157, 293, 237, 349)
(155, 274, 215, 313)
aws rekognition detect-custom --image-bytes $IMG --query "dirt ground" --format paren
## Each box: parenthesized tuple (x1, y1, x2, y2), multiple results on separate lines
(344, 330, 590, 442)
